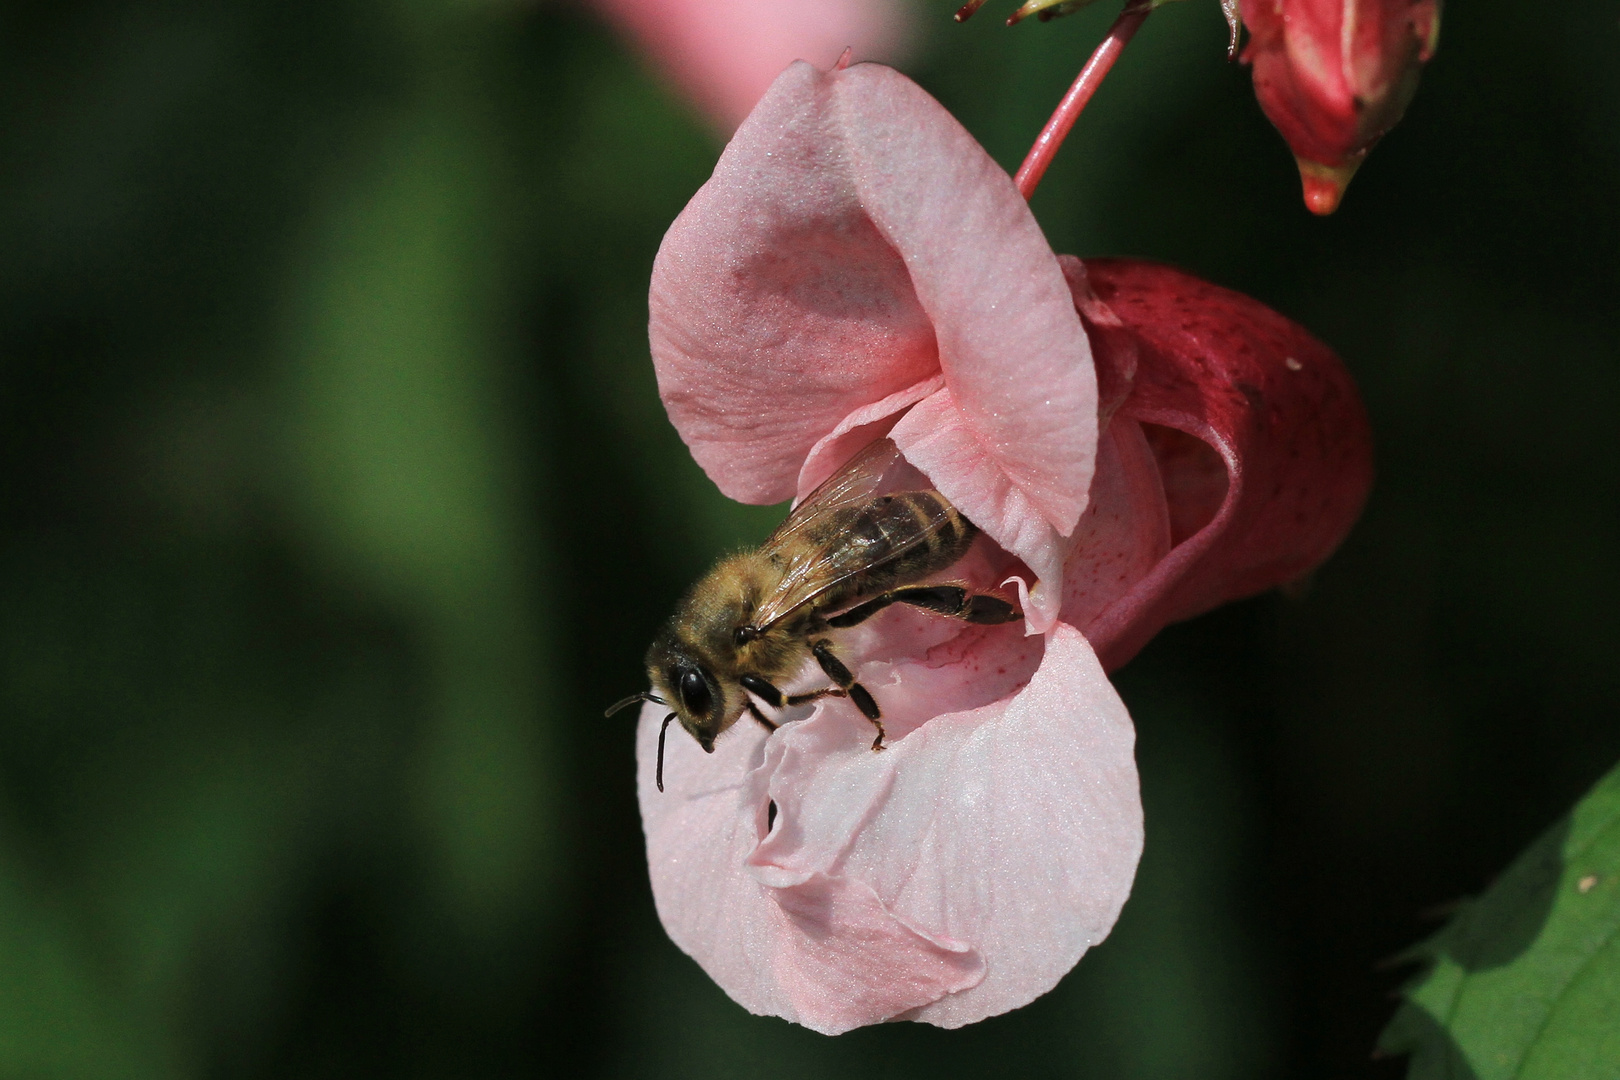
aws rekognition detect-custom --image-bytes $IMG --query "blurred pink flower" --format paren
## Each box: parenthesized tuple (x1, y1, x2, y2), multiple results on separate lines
(592, 0, 914, 132)
(638, 62, 1371, 1032)
(1240, 0, 1441, 213)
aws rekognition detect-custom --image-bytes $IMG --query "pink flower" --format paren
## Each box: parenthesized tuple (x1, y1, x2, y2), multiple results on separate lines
(591, 0, 914, 132)
(637, 61, 1372, 1033)
(1240, 0, 1442, 213)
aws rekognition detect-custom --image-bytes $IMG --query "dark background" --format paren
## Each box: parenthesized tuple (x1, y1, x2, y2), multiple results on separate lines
(1, 0, 1615, 1076)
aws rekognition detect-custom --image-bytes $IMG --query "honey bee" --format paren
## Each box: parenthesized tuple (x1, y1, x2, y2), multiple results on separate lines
(608, 438, 1021, 791)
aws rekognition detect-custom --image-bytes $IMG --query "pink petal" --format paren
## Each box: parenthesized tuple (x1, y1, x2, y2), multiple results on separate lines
(650, 62, 1097, 547)
(1059, 255, 1137, 425)
(650, 64, 939, 505)
(1071, 258, 1374, 671)
(753, 873, 987, 1034)
(838, 614, 1045, 744)
(635, 700, 985, 1035)
(830, 67, 1097, 540)
(1060, 416, 1172, 633)
(593, 0, 913, 133)
(637, 623, 1142, 1032)
(794, 375, 945, 499)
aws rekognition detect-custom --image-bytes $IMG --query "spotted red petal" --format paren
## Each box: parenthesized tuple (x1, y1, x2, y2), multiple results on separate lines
(1070, 258, 1374, 671)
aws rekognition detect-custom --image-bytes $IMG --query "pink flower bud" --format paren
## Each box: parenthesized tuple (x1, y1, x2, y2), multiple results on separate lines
(591, 0, 913, 132)
(1240, 0, 1441, 213)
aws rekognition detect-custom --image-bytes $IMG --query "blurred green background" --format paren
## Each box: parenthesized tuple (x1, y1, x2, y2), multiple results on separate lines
(0, 0, 1615, 1076)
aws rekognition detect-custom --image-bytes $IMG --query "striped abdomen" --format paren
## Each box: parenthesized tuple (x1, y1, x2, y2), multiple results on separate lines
(807, 490, 978, 615)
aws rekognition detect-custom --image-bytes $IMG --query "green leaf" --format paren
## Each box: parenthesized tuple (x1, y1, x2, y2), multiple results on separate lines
(1379, 760, 1620, 1079)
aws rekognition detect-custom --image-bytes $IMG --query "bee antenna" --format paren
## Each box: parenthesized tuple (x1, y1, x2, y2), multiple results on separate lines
(605, 691, 665, 718)
(656, 713, 676, 793)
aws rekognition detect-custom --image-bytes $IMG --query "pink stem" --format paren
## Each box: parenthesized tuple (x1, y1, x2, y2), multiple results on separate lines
(1013, 0, 1152, 200)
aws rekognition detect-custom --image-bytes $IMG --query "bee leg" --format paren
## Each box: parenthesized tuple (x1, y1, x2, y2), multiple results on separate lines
(824, 592, 902, 629)
(810, 639, 886, 751)
(744, 700, 778, 732)
(785, 688, 846, 706)
(958, 592, 1022, 624)
(827, 585, 1021, 628)
(894, 584, 1021, 623)
(741, 674, 843, 730)
(739, 673, 786, 708)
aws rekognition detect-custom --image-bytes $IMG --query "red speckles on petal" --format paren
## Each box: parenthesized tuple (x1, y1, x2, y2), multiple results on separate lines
(1059, 417, 1170, 634)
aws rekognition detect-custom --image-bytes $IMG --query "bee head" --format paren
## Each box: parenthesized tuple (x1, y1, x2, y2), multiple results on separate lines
(667, 662, 722, 750)
(645, 633, 727, 753)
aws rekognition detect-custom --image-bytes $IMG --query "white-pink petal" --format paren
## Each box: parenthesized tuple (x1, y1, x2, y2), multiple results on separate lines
(635, 700, 985, 1034)
(637, 623, 1143, 1032)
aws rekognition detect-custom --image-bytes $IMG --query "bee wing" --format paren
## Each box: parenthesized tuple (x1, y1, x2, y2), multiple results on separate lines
(751, 439, 954, 630)
(761, 438, 906, 551)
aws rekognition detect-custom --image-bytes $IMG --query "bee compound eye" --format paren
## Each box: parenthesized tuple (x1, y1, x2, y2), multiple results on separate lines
(678, 669, 713, 718)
